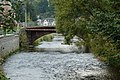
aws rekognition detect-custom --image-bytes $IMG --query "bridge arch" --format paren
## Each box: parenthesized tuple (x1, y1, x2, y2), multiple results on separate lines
(25, 26, 56, 48)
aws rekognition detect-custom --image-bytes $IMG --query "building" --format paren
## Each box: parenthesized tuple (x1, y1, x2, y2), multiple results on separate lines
(43, 20, 49, 26)
(37, 18, 56, 26)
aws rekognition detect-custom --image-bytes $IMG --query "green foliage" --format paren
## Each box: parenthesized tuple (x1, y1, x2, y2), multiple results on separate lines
(34, 33, 55, 46)
(89, 1, 120, 67)
(19, 28, 29, 50)
(52, 0, 91, 50)
(52, 0, 120, 68)
(10, 0, 37, 22)
(37, 0, 55, 18)
(0, 66, 7, 80)
(0, 72, 8, 80)
(0, 0, 16, 35)
(10, 0, 25, 22)
(108, 53, 120, 68)
(11, 0, 55, 22)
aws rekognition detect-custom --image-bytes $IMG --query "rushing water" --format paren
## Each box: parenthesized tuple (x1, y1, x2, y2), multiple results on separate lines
(3, 35, 120, 80)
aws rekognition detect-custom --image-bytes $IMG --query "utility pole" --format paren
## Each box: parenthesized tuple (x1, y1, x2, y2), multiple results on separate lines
(25, 0, 27, 27)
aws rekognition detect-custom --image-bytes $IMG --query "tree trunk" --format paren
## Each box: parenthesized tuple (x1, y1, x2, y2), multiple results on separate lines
(85, 46, 90, 53)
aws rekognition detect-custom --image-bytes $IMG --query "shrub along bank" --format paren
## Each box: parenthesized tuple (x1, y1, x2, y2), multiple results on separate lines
(19, 28, 29, 50)
(34, 33, 55, 46)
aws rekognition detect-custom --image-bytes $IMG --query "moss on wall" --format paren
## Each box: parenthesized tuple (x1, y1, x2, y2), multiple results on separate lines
(19, 28, 29, 50)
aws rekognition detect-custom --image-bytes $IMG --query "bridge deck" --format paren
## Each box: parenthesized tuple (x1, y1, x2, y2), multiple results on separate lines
(26, 26, 56, 31)
(25, 26, 56, 47)
(26, 26, 55, 29)
(26, 29, 56, 32)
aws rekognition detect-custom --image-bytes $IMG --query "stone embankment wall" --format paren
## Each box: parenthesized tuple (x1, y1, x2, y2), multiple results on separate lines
(0, 35, 19, 56)
(19, 28, 29, 50)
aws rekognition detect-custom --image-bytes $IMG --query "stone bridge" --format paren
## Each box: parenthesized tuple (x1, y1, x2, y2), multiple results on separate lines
(25, 26, 56, 48)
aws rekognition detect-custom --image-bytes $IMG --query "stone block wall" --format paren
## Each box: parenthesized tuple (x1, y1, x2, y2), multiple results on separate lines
(0, 36, 19, 56)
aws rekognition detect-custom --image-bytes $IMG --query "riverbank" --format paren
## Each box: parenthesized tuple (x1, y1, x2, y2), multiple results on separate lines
(3, 34, 120, 80)
(0, 35, 19, 80)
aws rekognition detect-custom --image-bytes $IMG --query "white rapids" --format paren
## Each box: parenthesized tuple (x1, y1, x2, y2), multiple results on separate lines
(3, 34, 113, 80)
(35, 35, 81, 53)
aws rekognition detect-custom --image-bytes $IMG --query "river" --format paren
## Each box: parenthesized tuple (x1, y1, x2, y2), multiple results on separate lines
(3, 34, 120, 80)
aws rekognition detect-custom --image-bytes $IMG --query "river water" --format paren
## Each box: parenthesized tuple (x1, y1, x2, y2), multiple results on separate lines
(3, 34, 120, 80)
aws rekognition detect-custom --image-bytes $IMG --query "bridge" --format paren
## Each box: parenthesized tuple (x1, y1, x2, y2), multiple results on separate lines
(25, 26, 56, 49)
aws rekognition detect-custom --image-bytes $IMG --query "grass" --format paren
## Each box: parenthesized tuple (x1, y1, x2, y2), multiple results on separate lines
(34, 33, 56, 46)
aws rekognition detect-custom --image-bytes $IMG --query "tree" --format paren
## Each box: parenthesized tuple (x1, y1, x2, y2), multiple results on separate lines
(89, 0, 120, 68)
(52, 0, 91, 52)
(36, 0, 55, 18)
(11, 0, 55, 22)
(11, 0, 38, 22)
(0, 0, 16, 36)
(52, 0, 120, 68)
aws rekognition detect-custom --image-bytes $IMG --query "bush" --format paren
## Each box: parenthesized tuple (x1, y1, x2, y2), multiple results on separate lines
(34, 33, 55, 46)
(19, 28, 29, 50)
(0, 73, 8, 80)
(90, 34, 120, 68)
(108, 53, 120, 69)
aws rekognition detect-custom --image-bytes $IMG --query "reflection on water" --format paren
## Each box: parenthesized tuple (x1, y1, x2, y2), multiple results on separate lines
(3, 34, 120, 80)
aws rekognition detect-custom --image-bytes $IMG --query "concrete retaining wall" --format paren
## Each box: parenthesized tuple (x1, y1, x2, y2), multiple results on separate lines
(0, 35, 19, 56)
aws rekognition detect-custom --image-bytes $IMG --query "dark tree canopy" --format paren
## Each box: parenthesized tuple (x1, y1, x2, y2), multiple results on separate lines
(52, 0, 120, 68)
(10, 0, 55, 22)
